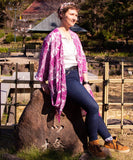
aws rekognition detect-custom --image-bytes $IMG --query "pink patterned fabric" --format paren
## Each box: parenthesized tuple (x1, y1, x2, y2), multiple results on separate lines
(36, 28, 90, 119)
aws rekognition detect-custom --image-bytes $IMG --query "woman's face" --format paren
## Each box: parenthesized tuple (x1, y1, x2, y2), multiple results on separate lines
(61, 9, 78, 28)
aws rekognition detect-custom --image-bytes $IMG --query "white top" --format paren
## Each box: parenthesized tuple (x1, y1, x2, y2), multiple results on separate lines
(62, 37, 77, 69)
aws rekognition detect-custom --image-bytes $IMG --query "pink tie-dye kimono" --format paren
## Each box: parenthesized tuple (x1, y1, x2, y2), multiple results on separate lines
(36, 28, 94, 120)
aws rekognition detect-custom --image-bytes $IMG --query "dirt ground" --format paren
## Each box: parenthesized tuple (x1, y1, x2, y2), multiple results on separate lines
(1, 53, 133, 160)
(0, 52, 39, 64)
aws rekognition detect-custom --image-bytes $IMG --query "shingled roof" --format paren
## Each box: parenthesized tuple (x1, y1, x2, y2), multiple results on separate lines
(29, 12, 87, 33)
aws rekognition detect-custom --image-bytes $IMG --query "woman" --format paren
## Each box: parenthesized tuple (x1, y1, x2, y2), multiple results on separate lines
(36, 2, 129, 159)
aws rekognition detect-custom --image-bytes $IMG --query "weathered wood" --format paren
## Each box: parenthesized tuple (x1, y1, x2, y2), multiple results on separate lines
(121, 62, 124, 134)
(15, 63, 18, 124)
(102, 62, 109, 125)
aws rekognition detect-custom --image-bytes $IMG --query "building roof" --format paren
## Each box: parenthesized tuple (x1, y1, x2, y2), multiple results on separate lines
(22, 0, 55, 19)
(22, 0, 55, 15)
(29, 12, 88, 33)
(21, 0, 82, 20)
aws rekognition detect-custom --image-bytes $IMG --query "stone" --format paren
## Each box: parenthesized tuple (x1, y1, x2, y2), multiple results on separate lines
(79, 147, 112, 160)
(34, 52, 40, 58)
(101, 147, 112, 158)
(79, 152, 91, 160)
(1, 64, 10, 75)
(2, 153, 23, 160)
(18, 64, 27, 72)
(16, 89, 88, 154)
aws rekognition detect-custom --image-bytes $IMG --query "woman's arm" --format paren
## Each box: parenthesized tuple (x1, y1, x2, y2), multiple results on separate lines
(35, 35, 52, 82)
(83, 72, 92, 93)
(41, 81, 50, 95)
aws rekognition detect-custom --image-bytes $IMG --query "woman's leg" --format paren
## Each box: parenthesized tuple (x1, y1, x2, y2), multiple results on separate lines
(98, 116, 111, 140)
(66, 69, 109, 159)
(66, 70, 99, 141)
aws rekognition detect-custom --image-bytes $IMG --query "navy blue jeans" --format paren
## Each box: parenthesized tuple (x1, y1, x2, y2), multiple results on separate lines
(66, 69, 111, 141)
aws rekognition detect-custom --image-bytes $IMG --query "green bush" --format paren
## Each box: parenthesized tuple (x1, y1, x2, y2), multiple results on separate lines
(0, 47, 8, 53)
(25, 36, 32, 41)
(0, 30, 5, 38)
(5, 33, 14, 43)
(118, 34, 124, 39)
(16, 36, 23, 42)
(96, 30, 113, 41)
(32, 33, 41, 40)
(87, 40, 100, 47)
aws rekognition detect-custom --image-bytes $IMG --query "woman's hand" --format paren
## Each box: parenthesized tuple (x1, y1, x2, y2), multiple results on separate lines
(84, 83, 92, 93)
(83, 72, 94, 96)
(84, 83, 94, 97)
(41, 82, 50, 95)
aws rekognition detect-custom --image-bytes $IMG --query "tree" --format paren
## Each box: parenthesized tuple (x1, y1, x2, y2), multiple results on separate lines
(79, 0, 109, 36)
(0, 0, 35, 29)
(104, 0, 133, 45)
(104, 0, 133, 37)
(0, 0, 22, 28)
(79, 0, 133, 41)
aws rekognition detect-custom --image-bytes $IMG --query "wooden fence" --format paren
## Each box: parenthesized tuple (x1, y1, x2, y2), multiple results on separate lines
(0, 62, 133, 134)
(89, 61, 133, 134)
(0, 63, 39, 128)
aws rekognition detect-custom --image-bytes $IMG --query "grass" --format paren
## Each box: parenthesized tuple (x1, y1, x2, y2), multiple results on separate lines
(0, 141, 80, 160)
(85, 51, 131, 58)
(0, 145, 114, 160)
(17, 147, 80, 160)
(1, 113, 8, 124)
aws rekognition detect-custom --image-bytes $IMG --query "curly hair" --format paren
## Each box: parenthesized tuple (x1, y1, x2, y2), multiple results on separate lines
(57, 2, 79, 19)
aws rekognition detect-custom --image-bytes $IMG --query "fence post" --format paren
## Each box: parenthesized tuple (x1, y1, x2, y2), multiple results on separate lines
(15, 63, 18, 125)
(30, 62, 34, 99)
(0, 80, 3, 127)
(0, 65, 2, 127)
(102, 62, 109, 125)
(121, 61, 124, 134)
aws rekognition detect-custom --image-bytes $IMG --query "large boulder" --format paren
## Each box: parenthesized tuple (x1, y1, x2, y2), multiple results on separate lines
(16, 89, 88, 154)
